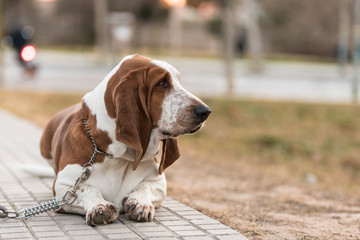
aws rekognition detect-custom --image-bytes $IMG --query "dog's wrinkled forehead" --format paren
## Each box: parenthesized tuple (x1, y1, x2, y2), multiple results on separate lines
(117, 54, 152, 76)
(151, 59, 181, 86)
(115, 55, 180, 85)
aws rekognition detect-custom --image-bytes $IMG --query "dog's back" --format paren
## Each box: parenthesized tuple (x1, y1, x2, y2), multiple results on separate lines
(40, 103, 81, 166)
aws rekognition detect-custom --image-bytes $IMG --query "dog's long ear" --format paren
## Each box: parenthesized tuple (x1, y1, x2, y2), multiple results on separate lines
(159, 138, 180, 174)
(111, 68, 153, 170)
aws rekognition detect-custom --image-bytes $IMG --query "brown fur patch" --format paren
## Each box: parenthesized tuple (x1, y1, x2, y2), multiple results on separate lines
(40, 102, 112, 174)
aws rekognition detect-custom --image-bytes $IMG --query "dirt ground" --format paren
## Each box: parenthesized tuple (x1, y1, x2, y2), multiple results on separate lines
(166, 148, 360, 240)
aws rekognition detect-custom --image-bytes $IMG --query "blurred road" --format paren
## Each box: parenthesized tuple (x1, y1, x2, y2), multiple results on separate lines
(1, 50, 356, 103)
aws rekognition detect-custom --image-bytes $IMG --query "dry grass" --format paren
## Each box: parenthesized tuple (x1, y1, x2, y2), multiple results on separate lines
(1, 89, 360, 239)
(178, 98, 360, 192)
(0, 89, 84, 126)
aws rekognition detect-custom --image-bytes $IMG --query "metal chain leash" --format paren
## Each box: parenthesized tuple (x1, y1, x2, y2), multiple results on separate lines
(83, 119, 113, 162)
(0, 119, 113, 219)
(0, 161, 92, 219)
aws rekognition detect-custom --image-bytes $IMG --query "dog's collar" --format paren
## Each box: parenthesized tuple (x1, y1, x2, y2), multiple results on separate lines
(83, 119, 113, 162)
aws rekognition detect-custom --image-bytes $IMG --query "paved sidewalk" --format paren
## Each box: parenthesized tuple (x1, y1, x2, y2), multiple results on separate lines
(0, 109, 247, 240)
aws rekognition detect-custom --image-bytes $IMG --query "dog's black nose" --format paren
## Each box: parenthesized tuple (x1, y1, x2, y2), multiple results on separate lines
(194, 105, 211, 121)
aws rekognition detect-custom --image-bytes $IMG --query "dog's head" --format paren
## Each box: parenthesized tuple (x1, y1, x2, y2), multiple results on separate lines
(104, 55, 211, 174)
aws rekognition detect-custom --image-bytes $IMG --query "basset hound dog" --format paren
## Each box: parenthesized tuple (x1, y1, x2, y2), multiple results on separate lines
(40, 55, 211, 225)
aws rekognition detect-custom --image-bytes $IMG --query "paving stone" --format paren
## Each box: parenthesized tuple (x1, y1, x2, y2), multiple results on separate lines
(66, 229, 99, 236)
(154, 215, 182, 221)
(176, 210, 201, 215)
(38, 237, 69, 240)
(57, 219, 85, 225)
(0, 222, 24, 228)
(154, 211, 174, 217)
(26, 221, 58, 227)
(191, 218, 220, 225)
(167, 206, 195, 211)
(130, 221, 159, 227)
(107, 232, 141, 239)
(182, 214, 209, 220)
(62, 224, 95, 231)
(208, 228, 240, 235)
(142, 230, 175, 237)
(217, 234, 249, 240)
(148, 237, 178, 240)
(175, 230, 207, 237)
(0, 226, 28, 233)
(72, 235, 105, 240)
(1, 232, 32, 239)
(31, 225, 63, 232)
(98, 227, 133, 234)
(2, 238, 33, 240)
(198, 224, 229, 230)
(159, 220, 191, 226)
(25, 216, 53, 222)
(167, 225, 198, 231)
(53, 214, 84, 222)
(136, 225, 170, 232)
(183, 236, 214, 240)
(35, 231, 67, 238)
(95, 221, 126, 229)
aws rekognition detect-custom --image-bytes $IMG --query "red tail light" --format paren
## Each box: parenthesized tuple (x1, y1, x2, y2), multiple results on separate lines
(21, 45, 37, 62)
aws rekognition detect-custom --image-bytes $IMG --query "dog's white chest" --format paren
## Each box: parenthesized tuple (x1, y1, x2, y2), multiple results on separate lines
(85, 157, 160, 206)
(84, 158, 136, 206)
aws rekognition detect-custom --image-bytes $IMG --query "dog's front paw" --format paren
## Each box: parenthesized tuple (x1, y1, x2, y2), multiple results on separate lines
(122, 197, 155, 222)
(86, 203, 119, 226)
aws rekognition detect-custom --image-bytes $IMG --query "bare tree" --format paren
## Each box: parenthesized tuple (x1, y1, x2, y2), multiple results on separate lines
(338, 0, 350, 76)
(353, 0, 360, 103)
(94, 0, 109, 61)
(0, 0, 3, 86)
(223, 0, 235, 95)
(221, 0, 264, 95)
(237, 0, 263, 73)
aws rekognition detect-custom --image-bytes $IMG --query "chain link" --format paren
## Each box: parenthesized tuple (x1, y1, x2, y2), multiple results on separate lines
(83, 119, 113, 160)
(0, 205, 20, 218)
(18, 198, 66, 219)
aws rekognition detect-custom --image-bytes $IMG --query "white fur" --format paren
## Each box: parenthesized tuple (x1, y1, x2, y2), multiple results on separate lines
(55, 159, 166, 215)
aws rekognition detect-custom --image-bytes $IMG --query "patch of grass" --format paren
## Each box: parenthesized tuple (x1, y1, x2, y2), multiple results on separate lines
(180, 97, 360, 191)
(0, 89, 83, 127)
(248, 134, 313, 159)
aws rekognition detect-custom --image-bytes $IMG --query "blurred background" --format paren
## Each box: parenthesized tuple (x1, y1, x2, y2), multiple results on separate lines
(2, 0, 360, 239)
(0, 0, 359, 102)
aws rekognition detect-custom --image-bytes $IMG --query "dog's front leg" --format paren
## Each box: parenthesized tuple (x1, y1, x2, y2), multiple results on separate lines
(122, 174, 167, 222)
(55, 167, 120, 225)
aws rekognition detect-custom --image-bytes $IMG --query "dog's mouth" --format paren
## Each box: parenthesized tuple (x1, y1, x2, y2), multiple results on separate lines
(161, 131, 178, 138)
(187, 124, 202, 134)
(162, 131, 172, 136)
(161, 123, 203, 138)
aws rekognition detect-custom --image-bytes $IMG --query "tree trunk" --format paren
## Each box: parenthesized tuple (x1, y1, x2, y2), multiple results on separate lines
(0, 0, 3, 86)
(338, 0, 350, 76)
(223, 0, 235, 96)
(94, 0, 108, 61)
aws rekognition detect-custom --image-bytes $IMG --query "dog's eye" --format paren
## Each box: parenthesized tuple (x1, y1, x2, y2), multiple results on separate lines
(156, 78, 170, 89)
